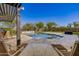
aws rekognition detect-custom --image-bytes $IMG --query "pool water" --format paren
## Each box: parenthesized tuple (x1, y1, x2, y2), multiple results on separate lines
(28, 33, 63, 39)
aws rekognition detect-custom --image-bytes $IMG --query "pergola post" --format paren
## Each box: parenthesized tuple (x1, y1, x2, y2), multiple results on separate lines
(16, 6, 21, 47)
(0, 3, 22, 49)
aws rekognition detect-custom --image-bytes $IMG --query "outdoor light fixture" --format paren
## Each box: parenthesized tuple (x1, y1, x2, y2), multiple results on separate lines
(18, 6, 24, 11)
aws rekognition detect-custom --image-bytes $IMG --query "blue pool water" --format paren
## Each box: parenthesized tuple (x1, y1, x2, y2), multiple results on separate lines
(28, 33, 63, 39)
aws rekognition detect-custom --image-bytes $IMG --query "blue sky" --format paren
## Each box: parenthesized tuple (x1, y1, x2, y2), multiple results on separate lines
(20, 3, 79, 26)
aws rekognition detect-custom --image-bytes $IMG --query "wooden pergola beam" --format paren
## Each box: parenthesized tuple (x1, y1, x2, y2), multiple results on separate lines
(0, 3, 22, 22)
(0, 3, 22, 48)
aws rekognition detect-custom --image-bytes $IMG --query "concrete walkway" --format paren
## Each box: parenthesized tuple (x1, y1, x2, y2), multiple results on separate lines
(19, 43, 59, 56)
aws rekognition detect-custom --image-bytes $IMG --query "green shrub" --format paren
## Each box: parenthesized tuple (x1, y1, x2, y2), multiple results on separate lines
(73, 32, 79, 35)
(3, 28, 16, 36)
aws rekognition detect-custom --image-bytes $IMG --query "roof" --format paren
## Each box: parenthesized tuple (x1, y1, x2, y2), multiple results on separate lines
(0, 3, 22, 22)
(7, 3, 22, 8)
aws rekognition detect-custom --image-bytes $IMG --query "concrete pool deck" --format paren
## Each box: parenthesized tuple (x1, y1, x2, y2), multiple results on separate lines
(48, 34, 79, 50)
(19, 43, 59, 56)
(3, 31, 79, 55)
(43, 32, 79, 49)
(19, 32, 79, 56)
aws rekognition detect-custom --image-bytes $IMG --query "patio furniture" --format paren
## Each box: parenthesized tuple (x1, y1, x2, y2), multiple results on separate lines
(52, 41, 79, 56)
(0, 42, 8, 56)
(0, 40, 26, 56)
(64, 32, 73, 35)
(11, 43, 27, 56)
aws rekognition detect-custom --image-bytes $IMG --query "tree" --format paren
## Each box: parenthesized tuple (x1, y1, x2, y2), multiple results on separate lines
(35, 22, 44, 32)
(46, 22, 57, 31)
(22, 23, 34, 31)
(0, 20, 16, 36)
(73, 22, 79, 28)
(44, 26, 48, 31)
(67, 23, 72, 28)
(0, 20, 16, 28)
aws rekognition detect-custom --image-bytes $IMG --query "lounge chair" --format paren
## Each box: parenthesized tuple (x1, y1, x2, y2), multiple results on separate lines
(0, 30, 9, 56)
(0, 30, 27, 56)
(0, 42, 8, 56)
(0, 41, 26, 56)
(52, 41, 79, 56)
(11, 43, 27, 56)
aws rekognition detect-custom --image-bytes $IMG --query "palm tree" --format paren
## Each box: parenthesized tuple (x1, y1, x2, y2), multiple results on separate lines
(35, 22, 44, 32)
(22, 23, 34, 31)
(0, 20, 16, 36)
(46, 22, 57, 31)
(1, 20, 16, 28)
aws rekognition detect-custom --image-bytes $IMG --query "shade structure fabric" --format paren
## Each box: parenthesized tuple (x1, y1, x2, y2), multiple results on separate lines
(0, 3, 21, 22)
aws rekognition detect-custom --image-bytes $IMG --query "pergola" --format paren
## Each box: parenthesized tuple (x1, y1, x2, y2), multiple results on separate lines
(0, 3, 22, 47)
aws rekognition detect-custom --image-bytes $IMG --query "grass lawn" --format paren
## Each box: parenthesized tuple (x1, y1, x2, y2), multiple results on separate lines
(73, 32, 79, 35)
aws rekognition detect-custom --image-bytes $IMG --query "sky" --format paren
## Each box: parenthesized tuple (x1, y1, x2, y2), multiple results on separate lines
(20, 3, 79, 26)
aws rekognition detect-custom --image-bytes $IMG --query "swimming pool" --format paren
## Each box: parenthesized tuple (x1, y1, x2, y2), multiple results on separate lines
(27, 33, 63, 39)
